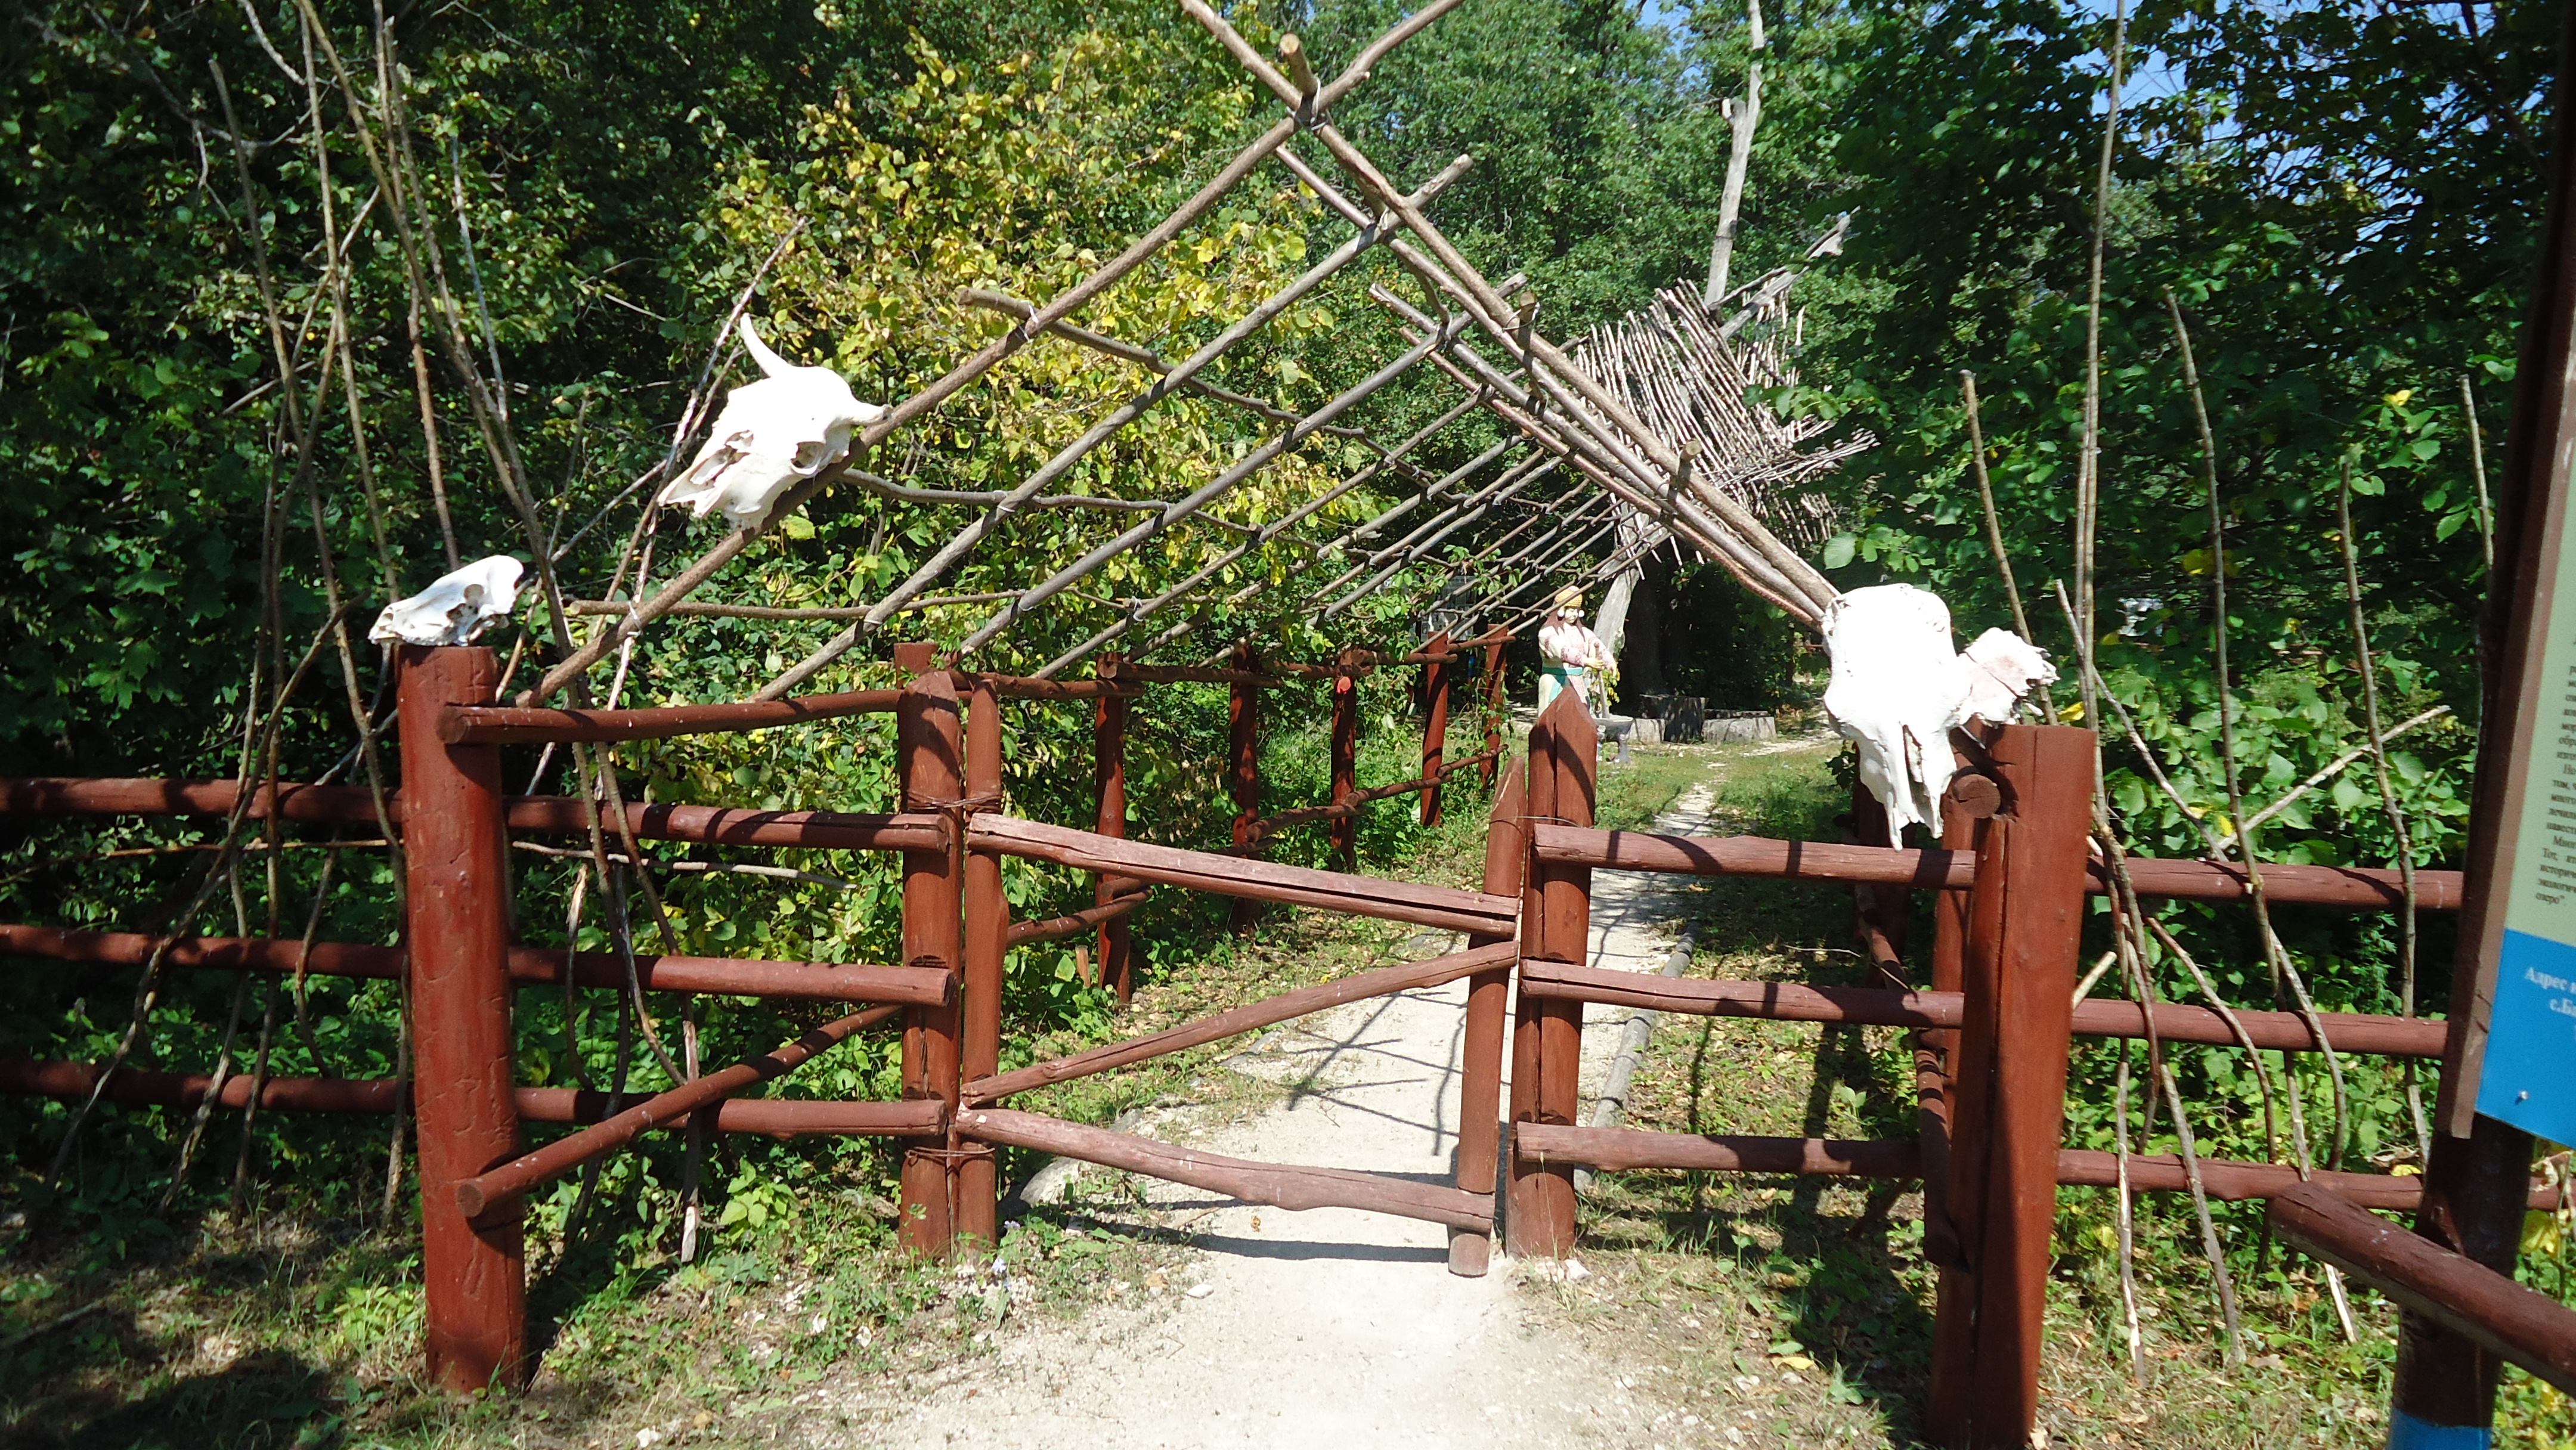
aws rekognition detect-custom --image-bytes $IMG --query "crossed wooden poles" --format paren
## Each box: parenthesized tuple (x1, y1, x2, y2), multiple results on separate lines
(521, 0, 1841, 723)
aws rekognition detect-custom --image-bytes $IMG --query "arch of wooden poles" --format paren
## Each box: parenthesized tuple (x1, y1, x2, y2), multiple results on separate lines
(521, 0, 1847, 715)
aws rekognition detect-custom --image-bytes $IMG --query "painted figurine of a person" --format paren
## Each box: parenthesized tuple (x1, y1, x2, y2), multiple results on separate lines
(1537, 586, 1609, 714)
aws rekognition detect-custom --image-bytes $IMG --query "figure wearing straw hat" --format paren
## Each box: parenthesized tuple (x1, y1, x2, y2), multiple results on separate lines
(1537, 586, 1611, 715)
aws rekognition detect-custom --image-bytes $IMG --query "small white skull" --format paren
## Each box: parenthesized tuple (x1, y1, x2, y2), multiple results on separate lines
(368, 556, 524, 647)
(657, 317, 885, 533)
(1959, 627, 2058, 723)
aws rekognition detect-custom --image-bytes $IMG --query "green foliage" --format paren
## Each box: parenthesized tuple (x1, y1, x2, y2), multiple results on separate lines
(0, 1, 1507, 1355)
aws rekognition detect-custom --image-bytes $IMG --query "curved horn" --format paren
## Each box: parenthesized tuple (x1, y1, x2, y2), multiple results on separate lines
(738, 315, 794, 378)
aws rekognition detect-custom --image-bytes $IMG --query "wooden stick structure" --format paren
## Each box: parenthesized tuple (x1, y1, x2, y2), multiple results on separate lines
(23, 4, 2558, 1426)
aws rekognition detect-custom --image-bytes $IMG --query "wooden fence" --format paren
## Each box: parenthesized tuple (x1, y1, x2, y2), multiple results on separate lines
(9, 650, 2574, 1445)
(0, 633, 1509, 1391)
(1504, 692, 2573, 1446)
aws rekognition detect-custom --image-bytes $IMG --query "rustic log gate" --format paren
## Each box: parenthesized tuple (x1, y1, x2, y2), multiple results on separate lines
(12, 658, 2576, 1436)
(0, 631, 1509, 1391)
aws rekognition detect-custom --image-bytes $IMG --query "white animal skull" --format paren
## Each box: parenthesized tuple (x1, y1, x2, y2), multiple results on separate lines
(1820, 584, 2053, 835)
(657, 317, 885, 533)
(369, 556, 525, 647)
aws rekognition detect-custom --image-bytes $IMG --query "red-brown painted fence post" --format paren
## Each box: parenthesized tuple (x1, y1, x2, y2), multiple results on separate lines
(896, 644, 965, 1255)
(1228, 641, 1264, 934)
(1849, 774, 1909, 989)
(395, 645, 526, 1392)
(1916, 767, 1986, 1278)
(1092, 653, 1135, 1004)
(1450, 754, 1525, 1277)
(1926, 724, 2094, 1448)
(1420, 631, 1453, 828)
(957, 673, 1006, 1245)
(1329, 647, 1361, 869)
(1480, 637, 1507, 788)
(1509, 691, 1593, 1259)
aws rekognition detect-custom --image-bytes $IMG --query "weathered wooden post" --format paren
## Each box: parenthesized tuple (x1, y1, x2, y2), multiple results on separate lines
(1849, 775, 1909, 989)
(2386, 10, 2576, 1443)
(1480, 636, 1507, 787)
(896, 643, 965, 1254)
(1916, 760, 1991, 1277)
(1093, 652, 1135, 1003)
(1450, 755, 1524, 1277)
(957, 673, 1007, 1245)
(1228, 640, 1264, 933)
(1925, 724, 2094, 1448)
(1508, 691, 1593, 1259)
(396, 645, 526, 1392)
(1329, 646, 1361, 868)
(1420, 631, 1453, 827)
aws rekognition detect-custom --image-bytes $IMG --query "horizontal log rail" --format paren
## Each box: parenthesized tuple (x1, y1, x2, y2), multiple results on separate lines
(522, 1087, 940, 1138)
(952, 671, 1141, 702)
(1114, 664, 1264, 685)
(453, 1007, 883, 1218)
(957, 1107, 1494, 1230)
(2062, 1151, 2558, 1211)
(0, 1055, 941, 1138)
(1518, 1125, 1922, 1177)
(441, 689, 906, 745)
(967, 815, 1519, 935)
(2, 1057, 408, 1114)
(4, 776, 383, 823)
(2271, 1182, 2576, 1395)
(0, 924, 950, 1004)
(0, 777, 952, 856)
(1238, 749, 1505, 842)
(1114, 662, 1368, 686)
(1514, 959, 2447, 1058)
(1243, 798, 1361, 833)
(445, 674, 1151, 744)
(1265, 659, 1378, 680)
(1531, 824, 2463, 912)
(504, 799, 948, 853)
(1514, 1127, 2555, 1211)
(1347, 751, 1504, 807)
(966, 940, 1518, 1101)
(988, 635, 1506, 692)
(1007, 890, 1150, 947)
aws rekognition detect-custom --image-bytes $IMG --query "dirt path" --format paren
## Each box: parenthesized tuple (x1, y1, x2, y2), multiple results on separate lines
(839, 772, 1723, 1449)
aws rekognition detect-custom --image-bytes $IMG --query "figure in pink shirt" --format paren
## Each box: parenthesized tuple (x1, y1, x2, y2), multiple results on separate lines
(1537, 586, 1611, 715)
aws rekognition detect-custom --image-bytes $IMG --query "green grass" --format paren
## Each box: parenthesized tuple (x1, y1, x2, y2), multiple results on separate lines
(1559, 731, 2576, 1448)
